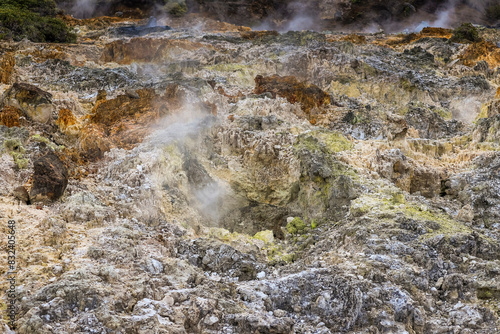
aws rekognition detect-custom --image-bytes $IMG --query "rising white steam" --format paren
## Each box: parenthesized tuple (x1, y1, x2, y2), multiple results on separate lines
(145, 104, 230, 223)
(71, 0, 97, 19)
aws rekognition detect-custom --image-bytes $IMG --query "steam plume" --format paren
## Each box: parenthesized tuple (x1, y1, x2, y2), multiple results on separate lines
(71, 0, 97, 19)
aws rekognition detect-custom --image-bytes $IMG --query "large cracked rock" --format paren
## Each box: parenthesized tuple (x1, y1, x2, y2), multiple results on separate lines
(29, 151, 69, 203)
(1, 83, 54, 124)
(178, 238, 263, 281)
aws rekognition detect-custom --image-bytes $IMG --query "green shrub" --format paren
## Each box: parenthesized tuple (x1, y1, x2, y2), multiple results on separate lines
(3, 0, 57, 16)
(449, 23, 481, 44)
(486, 5, 500, 20)
(163, 0, 187, 17)
(0, 1, 75, 43)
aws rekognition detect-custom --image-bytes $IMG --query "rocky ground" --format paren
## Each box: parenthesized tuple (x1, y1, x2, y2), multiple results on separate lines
(0, 13, 500, 334)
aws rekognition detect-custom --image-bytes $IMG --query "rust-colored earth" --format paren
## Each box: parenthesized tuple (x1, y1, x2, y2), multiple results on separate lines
(254, 75, 330, 124)
(373, 27, 453, 47)
(101, 38, 212, 64)
(0, 52, 15, 84)
(78, 84, 190, 161)
(459, 41, 500, 68)
(0, 106, 22, 128)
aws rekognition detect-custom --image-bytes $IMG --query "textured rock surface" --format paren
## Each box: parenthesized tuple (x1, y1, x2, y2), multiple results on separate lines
(0, 8, 500, 334)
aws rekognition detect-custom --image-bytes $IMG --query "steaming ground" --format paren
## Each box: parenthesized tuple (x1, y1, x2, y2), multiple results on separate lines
(1, 6, 500, 334)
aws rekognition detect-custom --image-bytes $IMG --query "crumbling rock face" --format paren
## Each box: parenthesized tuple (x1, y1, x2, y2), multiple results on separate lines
(473, 114, 500, 143)
(486, 98, 500, 118)
(226, 313, 295, 334)
(371, 149, 446, 197)
(79, 86, 185, 160)
(221, 202, 289, 238)
(61, 191, 115, 224)
(178, 238, 262, 281)
(101, 38, 211, 64)
(29, 151, 69, 203)
(405, 105, 466, 139)
(17, 272, 106, 334)
(446, 153, 500, 228)
(26, 59, 138, 96)
(371, 149, 413, 192)
(371, 148, 447, 198)
(262, 269, 363, 331)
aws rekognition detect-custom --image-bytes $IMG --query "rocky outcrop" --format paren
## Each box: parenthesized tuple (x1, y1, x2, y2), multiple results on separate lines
(370, 148, 447, 198)
(29, 151, 69, 203)
(446, 153, 500, 227)
(178, 238, 263, 281)
(473, 114, 500, 143)
(405, 105, 466, 139)
(1, 83, 53, 123)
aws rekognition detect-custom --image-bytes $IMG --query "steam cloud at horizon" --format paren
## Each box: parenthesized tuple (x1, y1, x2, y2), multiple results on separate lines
(252, 0, 496, 33)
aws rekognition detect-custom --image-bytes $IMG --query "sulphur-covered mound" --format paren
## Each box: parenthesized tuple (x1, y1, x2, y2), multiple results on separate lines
(0, 13, 500, 334)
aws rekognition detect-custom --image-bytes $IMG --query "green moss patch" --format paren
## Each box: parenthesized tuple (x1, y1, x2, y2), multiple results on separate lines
(3, 138, 28, 168)
(253, 230, 274, 244)
(30, 134, 62, 151)
(286, 217, 307, 234)
(350, 179, 472, 239)
(294, 130, 353, 154)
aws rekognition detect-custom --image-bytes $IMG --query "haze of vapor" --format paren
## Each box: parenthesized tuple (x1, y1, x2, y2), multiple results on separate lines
(144, 98, 229, 223)
(252, 0, 495, 33)
(71, 0, 97, 19)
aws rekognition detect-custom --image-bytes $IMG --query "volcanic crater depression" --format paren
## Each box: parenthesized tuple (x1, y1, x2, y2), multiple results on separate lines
(0, 3, 500, 334)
